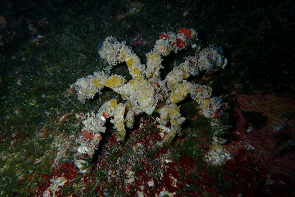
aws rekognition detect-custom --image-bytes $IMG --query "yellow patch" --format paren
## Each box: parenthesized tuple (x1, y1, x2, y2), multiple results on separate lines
(92, 78, 104, 87)
(110, 99, 117, 107)
(126, 57, 134, 68)
(169, 106, 180, 115)
(120, 51, 126, 61)
(115, 122, 124, 130)
(147, 53, 159, 61)
(170, 83, 191, 103)
(179, 67, 188, 79)
(105, 75, 125, 88)
(163, 114, 168, 120)
(204, 98, 212, 108)
(130, 67, 143, 79)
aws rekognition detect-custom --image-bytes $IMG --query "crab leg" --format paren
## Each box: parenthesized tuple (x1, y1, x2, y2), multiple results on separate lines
(157, 104, 186, 146)
(74, 99, 126, 173)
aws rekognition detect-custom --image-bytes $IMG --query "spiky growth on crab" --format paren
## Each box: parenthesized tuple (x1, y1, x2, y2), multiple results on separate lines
(71, 28, 228, 173)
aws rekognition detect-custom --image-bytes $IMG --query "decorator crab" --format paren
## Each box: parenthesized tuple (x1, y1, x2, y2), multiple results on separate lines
(71, 28, 228, 172)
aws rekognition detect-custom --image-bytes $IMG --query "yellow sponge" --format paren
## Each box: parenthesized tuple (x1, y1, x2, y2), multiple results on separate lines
(170, 83, 192, 103)
(105, 75, 126, 88)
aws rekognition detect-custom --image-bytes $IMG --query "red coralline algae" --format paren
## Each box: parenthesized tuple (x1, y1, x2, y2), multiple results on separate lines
(160, 33, 168, 39)
(222, 92, 295, 196)
(177, 28, 194, 38)
(231, 95, 249, 140)
(236, 91, 295, 131)
(178, 156, 195, 174)
(83, 129, 93, 140)
(176, 38, 186, 49)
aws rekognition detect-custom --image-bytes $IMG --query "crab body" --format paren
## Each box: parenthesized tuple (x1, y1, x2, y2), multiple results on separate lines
(71, 28, 228, 173)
